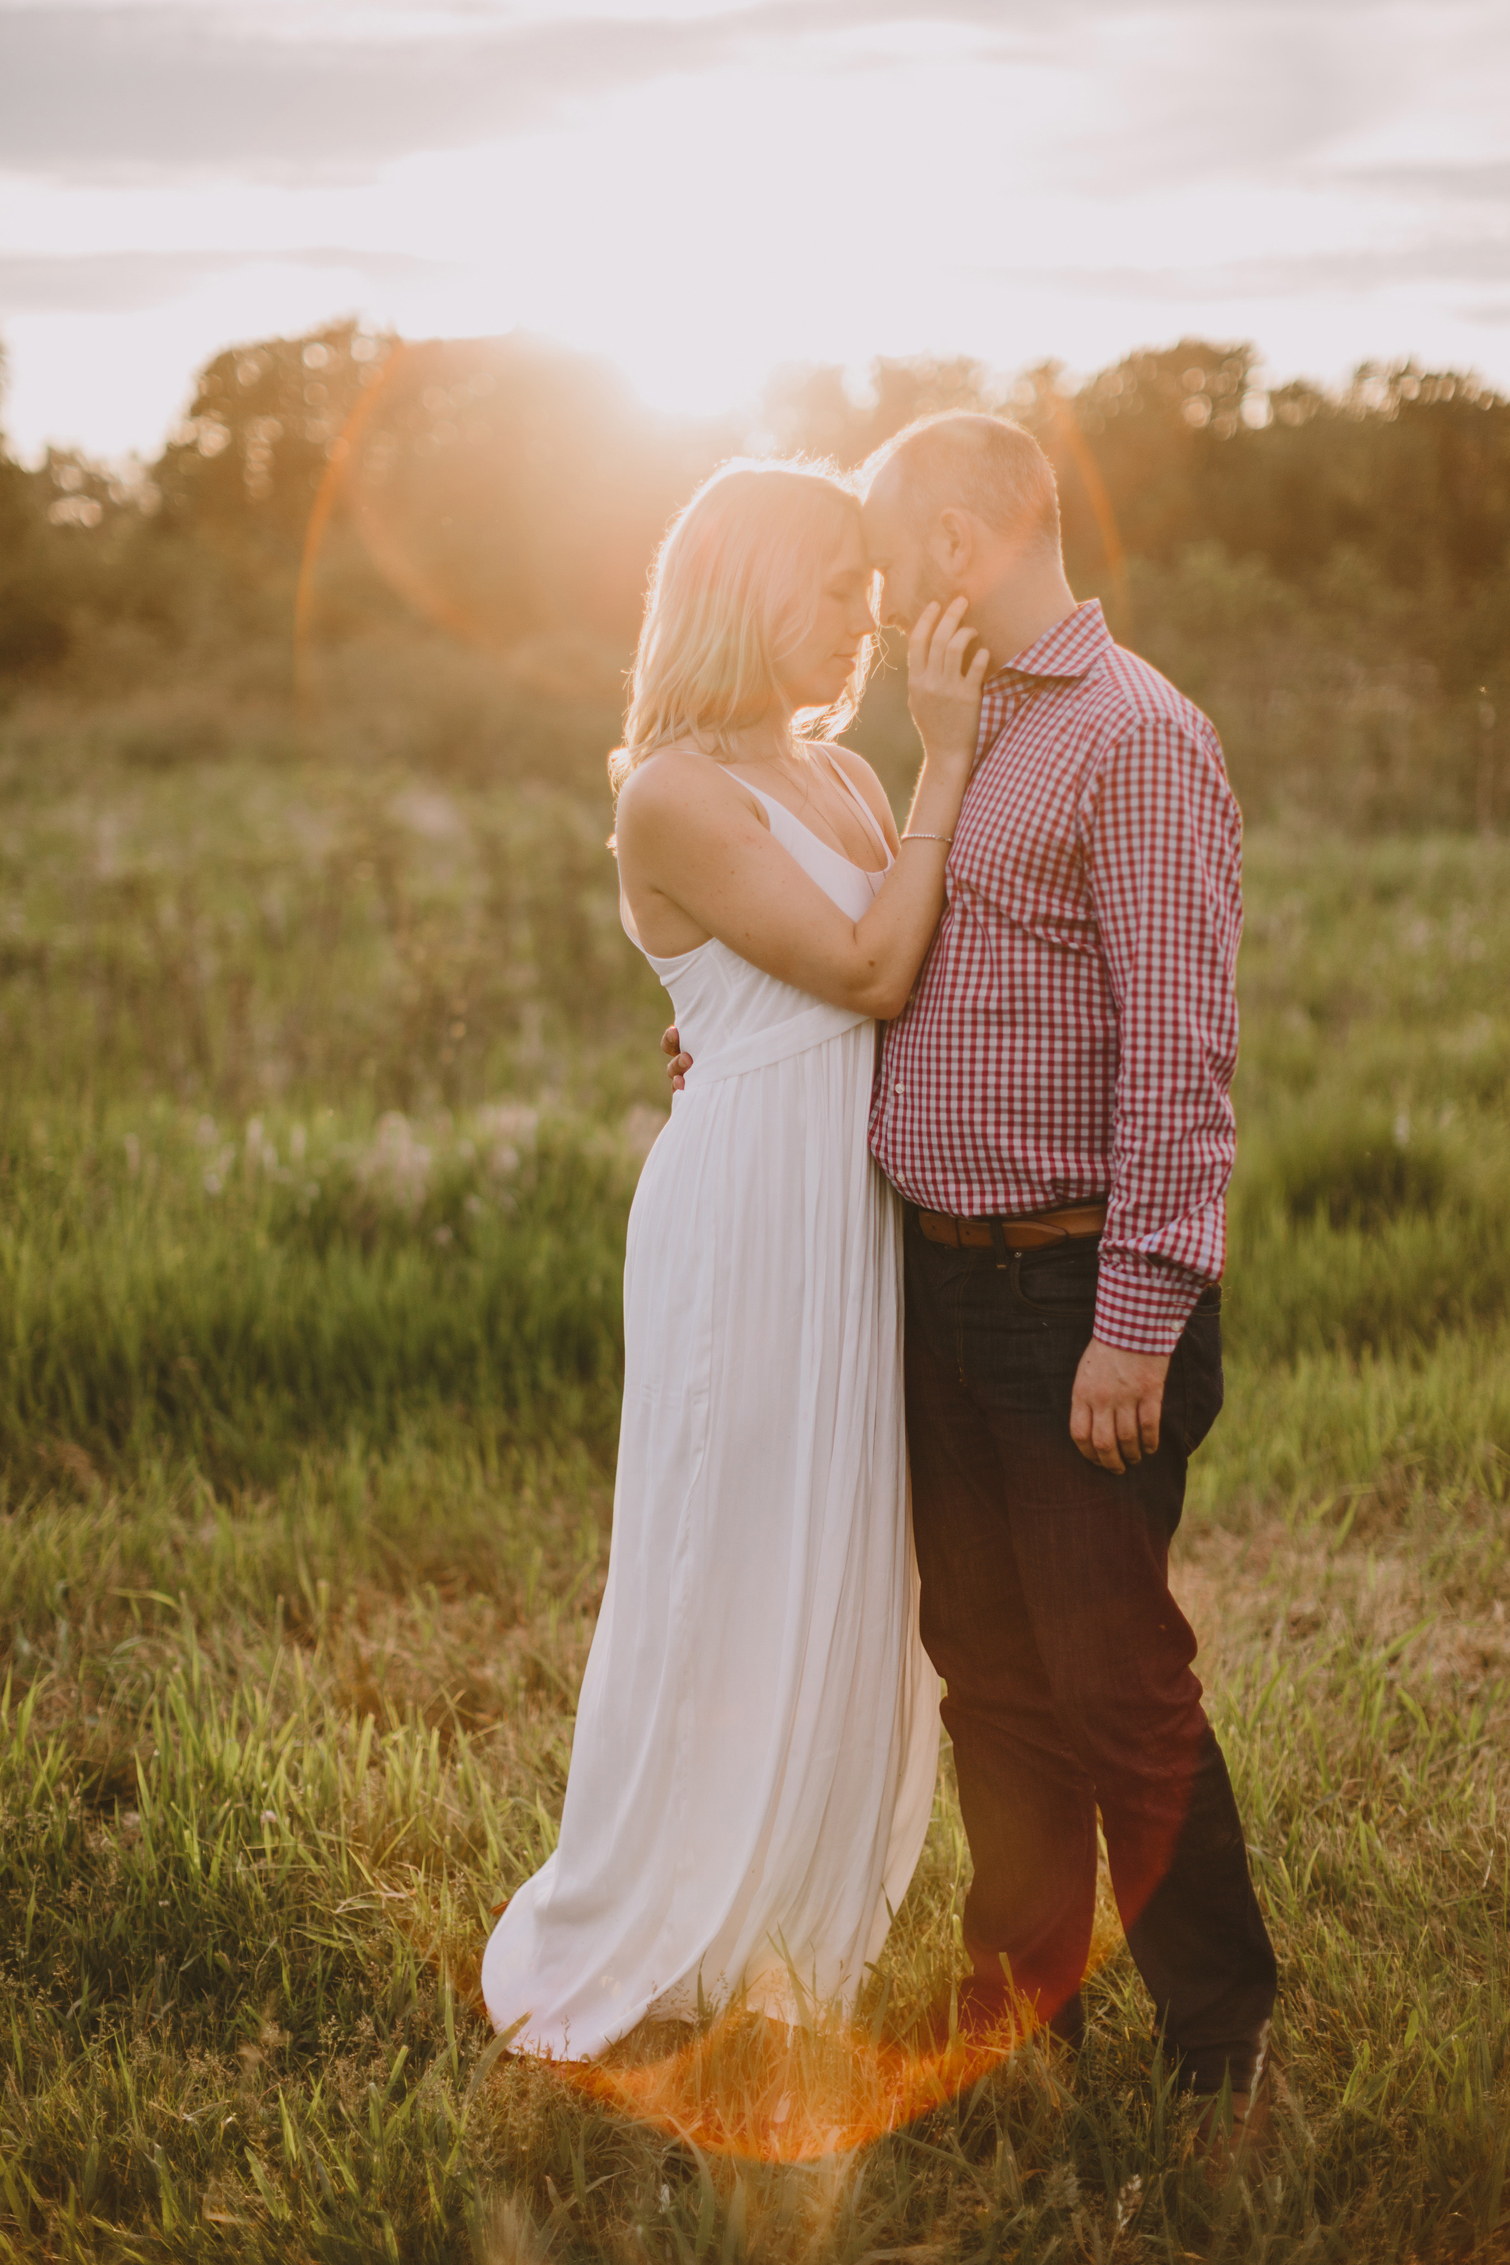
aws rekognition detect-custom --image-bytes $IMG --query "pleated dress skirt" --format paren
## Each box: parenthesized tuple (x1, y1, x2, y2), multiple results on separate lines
(482, 800, 938, 2060)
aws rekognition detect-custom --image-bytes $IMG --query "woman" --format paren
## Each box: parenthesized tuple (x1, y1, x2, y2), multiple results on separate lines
(482, 459, 988, 2059)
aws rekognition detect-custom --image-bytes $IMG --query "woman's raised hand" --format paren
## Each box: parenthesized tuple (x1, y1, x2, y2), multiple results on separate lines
(906, 595, 990, 772)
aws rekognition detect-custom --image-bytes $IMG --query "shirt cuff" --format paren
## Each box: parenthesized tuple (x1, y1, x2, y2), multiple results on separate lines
(1093, 1251, 1208, 1356)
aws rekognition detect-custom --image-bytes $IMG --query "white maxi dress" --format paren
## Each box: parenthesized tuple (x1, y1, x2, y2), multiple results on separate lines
(481, 762, 939, 2060)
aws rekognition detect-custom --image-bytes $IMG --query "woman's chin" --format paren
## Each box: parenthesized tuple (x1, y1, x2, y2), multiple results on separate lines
(799, 675, 851, 713)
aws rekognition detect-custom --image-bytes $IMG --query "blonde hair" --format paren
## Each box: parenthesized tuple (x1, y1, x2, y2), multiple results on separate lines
(609, 459, 873, 792)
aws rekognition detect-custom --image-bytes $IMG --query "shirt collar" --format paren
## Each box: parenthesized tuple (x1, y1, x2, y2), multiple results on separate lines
(983, 597, 1111, 690)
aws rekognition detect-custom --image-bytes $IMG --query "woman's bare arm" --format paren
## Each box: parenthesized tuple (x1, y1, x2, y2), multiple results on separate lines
(617, 601, 986, 1023)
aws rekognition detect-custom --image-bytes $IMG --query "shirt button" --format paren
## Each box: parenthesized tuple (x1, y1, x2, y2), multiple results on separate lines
(894, 1082, 903, 1096)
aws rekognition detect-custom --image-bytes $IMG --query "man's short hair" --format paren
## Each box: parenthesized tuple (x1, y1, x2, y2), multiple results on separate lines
(865, 412, 1061, 555)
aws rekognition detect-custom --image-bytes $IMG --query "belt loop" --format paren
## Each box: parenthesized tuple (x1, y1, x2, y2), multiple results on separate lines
(987, 1216, 1010, 1272)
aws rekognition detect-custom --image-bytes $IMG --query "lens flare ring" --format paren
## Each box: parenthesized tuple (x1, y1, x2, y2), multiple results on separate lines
(402, 1885, 1124, 2166)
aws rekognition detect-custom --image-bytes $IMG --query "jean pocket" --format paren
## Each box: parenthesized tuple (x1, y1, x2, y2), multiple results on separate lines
(1014, 1245, 1101, 1319)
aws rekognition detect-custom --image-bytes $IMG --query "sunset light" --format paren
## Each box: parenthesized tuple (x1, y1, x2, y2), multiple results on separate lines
(2, 1, 1507, 459)
(4, 4, 1509, 2255)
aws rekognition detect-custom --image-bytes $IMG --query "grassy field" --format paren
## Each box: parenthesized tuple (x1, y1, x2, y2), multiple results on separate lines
(0, 711, 1507, 2260)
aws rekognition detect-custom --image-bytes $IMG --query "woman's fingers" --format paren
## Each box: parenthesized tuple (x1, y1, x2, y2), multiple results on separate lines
(906, 594, 987, 764)
(918, 596, 982, 686)
(908, 600, 942, 676)
(920, 596, 955, 674)
(927, 595, 969, 675)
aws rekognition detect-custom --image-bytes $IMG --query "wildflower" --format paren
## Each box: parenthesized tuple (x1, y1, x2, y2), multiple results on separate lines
(1045, 2162, 1079, 2213)
(356, 1112, 433, 1210)
(244, 1116, 277, 1173)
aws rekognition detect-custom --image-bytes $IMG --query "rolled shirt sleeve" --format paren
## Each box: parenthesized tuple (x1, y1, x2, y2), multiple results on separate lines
(1081, 713, 1243, 1356)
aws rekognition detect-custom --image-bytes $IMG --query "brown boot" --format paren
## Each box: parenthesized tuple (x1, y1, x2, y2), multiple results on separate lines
(1190, 2064, 1274, 2182)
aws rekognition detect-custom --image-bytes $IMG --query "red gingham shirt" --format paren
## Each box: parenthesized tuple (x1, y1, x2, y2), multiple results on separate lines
(870, 599, 1243, 1356)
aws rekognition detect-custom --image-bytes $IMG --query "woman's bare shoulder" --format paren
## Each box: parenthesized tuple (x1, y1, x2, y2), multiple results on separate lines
(617, 745, 715, 810)
(615, 746, 756, 841)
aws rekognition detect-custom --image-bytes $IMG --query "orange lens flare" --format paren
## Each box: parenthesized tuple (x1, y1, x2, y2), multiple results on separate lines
(1045, 392, 1129, 633)
(293, 346, 401, 711)
(516, 1869, 1131, 2160)
(294, 340, 499, 712)
(560, 2005, 1033, 2162)
(551, 1882, 1127, 2160)
(401, 1883, 1124, 2164)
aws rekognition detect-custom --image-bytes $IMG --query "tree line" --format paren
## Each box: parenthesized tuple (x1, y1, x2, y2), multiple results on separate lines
(1, 326, 1506, 826)
(2, 326, 1506, 682)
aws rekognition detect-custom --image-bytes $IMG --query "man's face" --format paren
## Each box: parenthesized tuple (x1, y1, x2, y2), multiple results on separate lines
(861, 473, 954, 634)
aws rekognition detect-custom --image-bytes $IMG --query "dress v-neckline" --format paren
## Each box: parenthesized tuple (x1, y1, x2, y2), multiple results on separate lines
(738, 753, 891, 879)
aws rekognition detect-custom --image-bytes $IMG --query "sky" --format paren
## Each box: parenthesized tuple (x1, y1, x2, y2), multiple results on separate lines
(1, 0, 1507, 465)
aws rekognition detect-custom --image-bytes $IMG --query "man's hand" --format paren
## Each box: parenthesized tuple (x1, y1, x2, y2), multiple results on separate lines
(662, 1023, 692, 1092)
(1070, 1339, 1170, 1474)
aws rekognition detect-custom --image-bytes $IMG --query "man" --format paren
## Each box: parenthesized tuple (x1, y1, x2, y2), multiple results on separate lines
(668, 412, 1276, 2124)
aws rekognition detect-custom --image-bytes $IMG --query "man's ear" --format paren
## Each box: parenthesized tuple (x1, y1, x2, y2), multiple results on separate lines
(935, 508, 975, 579)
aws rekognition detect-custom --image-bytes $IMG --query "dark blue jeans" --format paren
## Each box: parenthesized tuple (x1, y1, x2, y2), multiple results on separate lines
(904, 1213, 1276, 2093)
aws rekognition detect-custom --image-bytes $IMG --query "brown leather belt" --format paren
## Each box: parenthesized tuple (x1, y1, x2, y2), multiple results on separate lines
(913, 1201, 1108, 1252)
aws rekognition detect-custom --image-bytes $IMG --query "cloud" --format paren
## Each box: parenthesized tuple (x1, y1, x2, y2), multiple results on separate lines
(0, 248, 453, 316)
(0, 4, 742, 180)
(970, 237, 1510, 302)
(1197, 241, 1510, 297)
(1348, 161, 1510, 205)
(0, 1, 1019, 185)
(0, 0, 1416, 185)
(1055, 16, 1443, 193)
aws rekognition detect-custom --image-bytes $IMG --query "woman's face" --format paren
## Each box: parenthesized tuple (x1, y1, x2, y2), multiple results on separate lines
(773, 518, 878, 715)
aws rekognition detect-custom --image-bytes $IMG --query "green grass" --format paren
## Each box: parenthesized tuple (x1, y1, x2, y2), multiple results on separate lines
(0, 1103, 635, 1492)
(0, 719, 1506, 2258)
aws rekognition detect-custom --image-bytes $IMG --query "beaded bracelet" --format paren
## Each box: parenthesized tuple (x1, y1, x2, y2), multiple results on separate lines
(901, 831, 953, 845)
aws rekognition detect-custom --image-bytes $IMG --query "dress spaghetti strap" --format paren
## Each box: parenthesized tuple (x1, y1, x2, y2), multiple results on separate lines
(820, 748, 893, 868)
